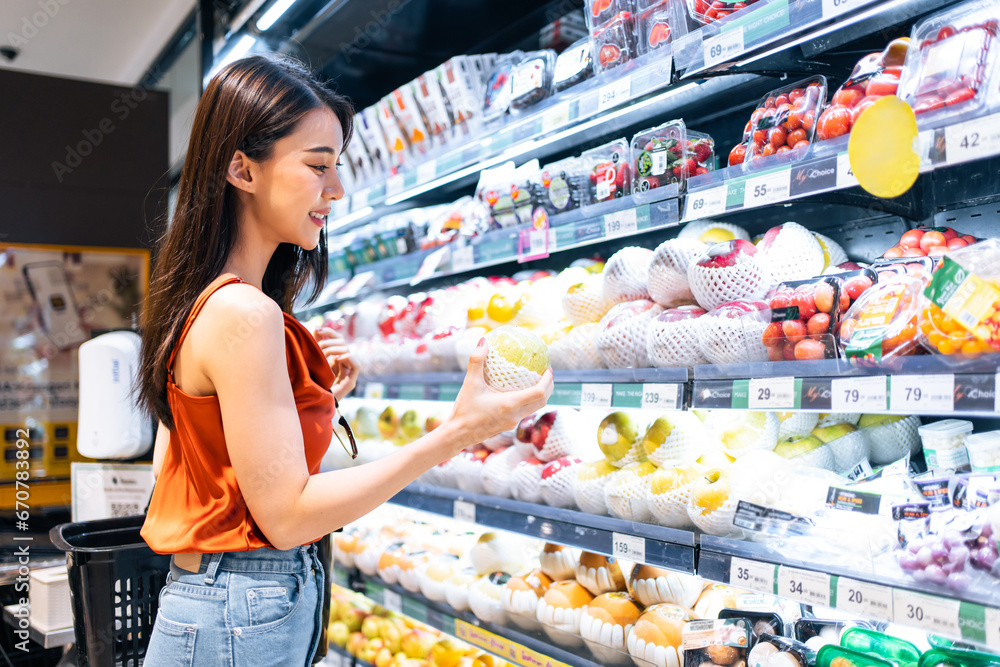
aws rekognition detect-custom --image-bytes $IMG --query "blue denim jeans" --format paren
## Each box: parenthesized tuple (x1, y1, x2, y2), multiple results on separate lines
(144, 544, 323, 666)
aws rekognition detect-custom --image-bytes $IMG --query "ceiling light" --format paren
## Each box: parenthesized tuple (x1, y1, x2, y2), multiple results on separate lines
(256, 0, 299, 31)
(206, 35, 257, 82)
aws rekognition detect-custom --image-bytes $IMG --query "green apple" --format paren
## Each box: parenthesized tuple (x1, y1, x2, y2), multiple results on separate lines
(340, 606, 367, 633)
(378, 406, 399, 440)
(649, 464, 703, 495)
(597, 412, 642, 464)
(362, 614, 382, 639)
(329, 620, 350, 648)
(811, 423, 857, 443)
(376, 647, 394, 667)
(401, 629, 436, 660)
(361, 637, 386, 664)
(641, 417, 673, 458)
(382, 621, 403, 653)
(399, 409, 423, 442)
(858, 414, 905, 428)
(774, 434, 825, 459)
(576, 460, 616, 482)
(690, 468, 731, 513)
(484, 325, 549, 375)
(353, 405, 381, 440)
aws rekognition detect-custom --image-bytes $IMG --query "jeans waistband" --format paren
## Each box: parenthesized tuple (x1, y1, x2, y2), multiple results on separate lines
(169, 543, 319, 583)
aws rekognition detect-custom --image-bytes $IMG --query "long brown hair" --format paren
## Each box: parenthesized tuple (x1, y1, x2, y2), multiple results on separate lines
(138, 55, 354, 429)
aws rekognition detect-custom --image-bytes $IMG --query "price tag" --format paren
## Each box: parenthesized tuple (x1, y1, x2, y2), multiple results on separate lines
(823, 0, 859, 19)
(778, 566, 831, 607)
(836, 577, 893, 620)
(386, 173, 405, 197)
(985, 607, 1000, 649)
(363, 382, 385, 399)
(744, 169, 791, 208)
(945, 114, 1000, 165)
(748, 377, 797, 410)
(417, 159, 437, 183)
(831, 376, 887, 412)
(597, 75, 632, 112)
(703, 27, 745, 68)
(641, 383, 681, 410)
(383, 588, 402, 613)
(612, 533, 646, 563)
(890, 374, 954, 412)
(836, 152, 860, 189)
(684, 185, 728, 220)
(604, 208, 638, 238)
(519, 228, 548, 261)
(580, 383, 613, 408)
(730, 557, 776, 594)
(451, 244, 475, 272)
(893, 589, 960, 636)
(542, 102, 570, 133)
(453, 500, 476, 523)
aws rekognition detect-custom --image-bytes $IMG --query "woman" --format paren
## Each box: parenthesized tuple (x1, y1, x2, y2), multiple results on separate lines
(137, 55, 553, 666)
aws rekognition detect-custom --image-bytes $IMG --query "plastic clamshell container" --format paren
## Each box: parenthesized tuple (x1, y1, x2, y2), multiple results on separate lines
(581, 137, 632, 204)
(630, 119, 715, 193)
(898, 2, 1000, 121)
(966, 430, 1000, 473)
(375, 97, 410, 167)
(744, 76, 828, 163)
(840, 628, 921, 667)
(637, 0, 687, 55)
(687, 0, 765, 26)
(413, 71, 453, 144)
(389, 86, 432, 155)
(919, 647, 1000, 667)
(586, 0, 633, 30)
(482, 51, 525, 123)
(840, 274, 923, 365)
(553, 36, 594, 91)
(538, 157, 591, 214)
(718, 609, 784, 644)
(817, 645, 896, 667)
(918, 419, 973, 469)
(592, 12, 637, 74)
(510, 50, 556, 111)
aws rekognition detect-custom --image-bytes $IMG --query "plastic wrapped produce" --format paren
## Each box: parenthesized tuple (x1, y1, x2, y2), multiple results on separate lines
(482, 325, 549, 392)
(697, 300, 771, 364)
(596, 299, 664, 368)
(631, 119, 714, 193)
(604, 246, 654, 303)
(648, 238, 708, 307)
(647, 306, 709, 369)
(553, 36, 594, 91)
(583, 137, 632, 204)
(510, 50, 556, 111)
(742, 77, 828, 163)
(688, 240, 772, 310)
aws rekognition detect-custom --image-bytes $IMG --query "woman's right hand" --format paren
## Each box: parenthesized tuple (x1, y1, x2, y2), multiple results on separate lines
(445, 338, 554, 454)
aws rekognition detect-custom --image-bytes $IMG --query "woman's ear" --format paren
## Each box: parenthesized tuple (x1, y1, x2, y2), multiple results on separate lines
(226, 150, 256, 193)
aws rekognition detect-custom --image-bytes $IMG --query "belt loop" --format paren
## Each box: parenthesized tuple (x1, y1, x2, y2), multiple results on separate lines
(203, 552, 224, 585)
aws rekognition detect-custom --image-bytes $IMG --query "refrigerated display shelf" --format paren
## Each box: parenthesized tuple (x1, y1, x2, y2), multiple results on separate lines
(321, 645, 354, 667)
(388, 482, 697, 574)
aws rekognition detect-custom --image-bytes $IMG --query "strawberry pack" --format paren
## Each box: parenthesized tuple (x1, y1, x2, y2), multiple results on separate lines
(630, 119, 715, 193)
(581, 137, 633, 204)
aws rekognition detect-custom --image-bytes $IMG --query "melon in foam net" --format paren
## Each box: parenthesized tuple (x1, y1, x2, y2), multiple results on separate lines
(482, 325, 549, 391)
(603, 246, 653, 304)
(755, 222, 826, 283)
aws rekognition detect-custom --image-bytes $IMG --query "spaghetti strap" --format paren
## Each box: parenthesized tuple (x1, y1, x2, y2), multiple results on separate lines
(166, 274, 245, 382)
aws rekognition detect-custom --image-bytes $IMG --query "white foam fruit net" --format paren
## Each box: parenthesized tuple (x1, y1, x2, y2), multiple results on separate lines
(678, 220, 751, 243)
(777, 412, 819, 440)
(432, 458, 458, 488)
(563, 274, 613, 324)
(708, 411, 780, 458)
(647, 312, 709, 369)
(817, 412, 861, 428)
(644, 413, 712, 467)
(573, 466, 614, 515)
(425, 332, 460, 372)
(688, 250, 771, 311)
(535, 411, 584, 462)
(628, 631, 682, 667)
(511, 460, 545, 503)
(482, 447, 528, 498)
(597, 300, 664, 369)
(816, 232, 849, 267)
(454, 456, 487, 494)
(648, 478, 698, 530)
(866, 416, 921, 465)
(468, 577, 507, 625)
(605, 468, 654, 523)
(687, 495, 744, 538)
(827, 430, 872, 472)
(697, 305, 770, 365)
(484, 350, 543, 392)
(547, 337, 571, 370)
(539, 548, 579, 581)
(785, 443, 837, 471)
(541, 462, 581, 508)
(631, 570, 704, 608)
(565, 324, 604, 370)
(648, 238, 708, 307)
(603, 247, 654, 304)
(454, 327, 488, 371)
(581, 614, 632, 664)
(756, 222, 826, 283)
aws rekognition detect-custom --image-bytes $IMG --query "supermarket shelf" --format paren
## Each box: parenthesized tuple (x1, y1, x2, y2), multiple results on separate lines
(350, 569, 602, 667)
(388, 482, 697, 574)
(320, 645, 354, 667)
(356, 368, 689, 411)
(2, 604, 73, 649)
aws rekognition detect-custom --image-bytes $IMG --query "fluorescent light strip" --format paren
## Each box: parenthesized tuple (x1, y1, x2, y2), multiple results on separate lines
(327, 205, 374, 233)
(256, 0, 299, 30)
(205, 35, 257, 83)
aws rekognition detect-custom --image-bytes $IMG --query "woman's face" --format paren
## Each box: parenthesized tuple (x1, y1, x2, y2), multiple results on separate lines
(245, 106, 346, 251)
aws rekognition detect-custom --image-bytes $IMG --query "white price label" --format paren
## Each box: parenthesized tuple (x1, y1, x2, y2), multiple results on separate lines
(386, 173, 405, 197)
(684, 185, 728, 220)
(985, 607, 1000, 649)
(890, 374, 954, 412)
(542, 103, 570, 133)
(730, 557, 776, 594)
(383, 588, 402, 613)
(945, 114, 1000, 165)
(612, 533, 645, 563)
(652, 151, 667, 176)
(641, 384, 681, 410)
(831, 376, 887, 412)
(604, 208, 638, 238)
(597, 75, 632, 112)
(596, 178, 612, 200)
(417, 160, 437, 183)
(748, 377, 797, 410)
(453, 500, 476, 523)
(836, 152, 860, 189)
(893, 589, 960, 636)
(363, 382, 385, 399)
(451, 245, 475, 272)
(778, 566, 831, 607)
(744, 169, 791, 208)
(704, 27, 745, 68)
(581, 383, 613, 408)
(836, 577, 893, 620)
(526, 229, 547, 257)
(823, 0, 859, 19)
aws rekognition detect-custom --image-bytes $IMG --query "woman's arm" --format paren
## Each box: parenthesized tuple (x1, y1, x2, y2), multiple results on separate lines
(201, 285, 552, 550)
(151, 420, 170, 480)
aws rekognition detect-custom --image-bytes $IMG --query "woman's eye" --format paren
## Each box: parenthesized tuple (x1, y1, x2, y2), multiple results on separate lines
(312, 164, 329, 173)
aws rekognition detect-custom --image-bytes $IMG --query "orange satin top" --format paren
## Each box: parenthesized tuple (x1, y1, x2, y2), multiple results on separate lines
(141, 274, 335, 554)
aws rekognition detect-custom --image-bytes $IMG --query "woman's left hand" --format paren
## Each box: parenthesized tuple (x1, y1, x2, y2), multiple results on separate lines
(314, 327, 359, 400)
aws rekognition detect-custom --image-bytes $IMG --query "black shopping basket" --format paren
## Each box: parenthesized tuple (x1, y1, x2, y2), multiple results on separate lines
(49, 514, 170, 667)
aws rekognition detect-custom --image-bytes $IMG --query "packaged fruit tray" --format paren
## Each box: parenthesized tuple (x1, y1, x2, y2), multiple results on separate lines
(739, 76, 828, 165)
(582, 137, 632, 204)
(631, 119, 715, 195)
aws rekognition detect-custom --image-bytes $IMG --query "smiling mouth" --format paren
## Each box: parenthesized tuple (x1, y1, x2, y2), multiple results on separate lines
(309, 212, 327, 226)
